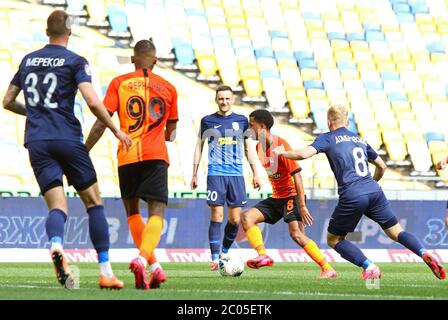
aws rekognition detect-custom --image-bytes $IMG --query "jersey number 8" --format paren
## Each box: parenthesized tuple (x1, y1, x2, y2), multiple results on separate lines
(352, 147, 368, 177)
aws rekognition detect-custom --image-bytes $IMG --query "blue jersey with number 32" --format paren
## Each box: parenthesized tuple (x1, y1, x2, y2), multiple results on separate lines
(311, 127, 381, 197)
(11, 44, 92, 145)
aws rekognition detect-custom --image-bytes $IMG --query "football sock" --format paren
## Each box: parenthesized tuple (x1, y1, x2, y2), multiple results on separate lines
(140, 215, 163, 262)
(334, 240, 368, 267)
(98, 251, 114, 278)
(222, 222, 239, 253)
(209, 221, 222, 261)
(246, 225, 267, 255)
(87, 205, 110, 254)
(46, 209, 67, 251)
(128, 213, 145, 248)
(397, 231, 426, 257)
(128, 213, 159, 266)
(150, 261, 162, 272)
(303, 239, 333, 271)
(362, 259, 376, 270)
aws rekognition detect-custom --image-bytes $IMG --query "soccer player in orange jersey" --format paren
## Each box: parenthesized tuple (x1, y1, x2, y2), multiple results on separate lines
(85, 39, 178, 289)
(242, 109, 336, 278)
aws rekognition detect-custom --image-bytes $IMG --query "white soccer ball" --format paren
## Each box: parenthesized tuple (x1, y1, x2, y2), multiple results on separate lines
(218, 256, 244, 277)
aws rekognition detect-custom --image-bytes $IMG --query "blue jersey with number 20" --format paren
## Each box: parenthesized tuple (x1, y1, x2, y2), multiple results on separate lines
(311, 127, 381, 197)
(11, 44, 92, 145)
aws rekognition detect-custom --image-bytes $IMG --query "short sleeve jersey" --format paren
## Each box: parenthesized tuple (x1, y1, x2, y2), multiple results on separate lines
(199, 112, 248, 176)
(103, 68, 178, 167)
(257, 136, 301, 199)
(311, 127, 381, 197)
(10, 44, 91, 145)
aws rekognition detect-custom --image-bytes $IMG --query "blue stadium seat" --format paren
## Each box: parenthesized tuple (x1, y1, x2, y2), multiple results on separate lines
(410, 3, 429, 14)
(260, 69, 280, 79)
(255, 47, 274, 58)
(275, 50, 295, 60)
(388, 92, 408, 102)
(427, 42, 445, 54)
(185, 8, 205, 16)
(299, 58, 318, 69)
(213, 36, 232, 47)
(347, 32, 365, 42)
(294, 51, 314, 62)
(309, 99, 328, 113)
(304, 80, 324, 90)
(396, 13, 415, 23)
(126, 0, 145, 4)
(425, 132, 445, 143)
(348, 112, 358, 134)
(302, 11, 321, 21)
(364, 81, 383, 91)
(328, 32, 345, 41)
(313, 110, 329, 131)
(173, 39, 195, 65)
(67, 0, 86, 12)
(381, 71, 400, 81)
(269, 30, 289, 39)
(337, 60, 357, 70)
(393, 3, 411, 13)
(107, 7, 129, 33)
(365, 31, 385, 42)
(363, 23, 381, 32)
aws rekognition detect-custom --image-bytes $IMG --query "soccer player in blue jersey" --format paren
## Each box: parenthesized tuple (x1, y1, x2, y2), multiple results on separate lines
(274, 105, 446, 280)
(436, 156, 448, 228)
(2, 10, 131, 289)
(191, 85, 260, 271)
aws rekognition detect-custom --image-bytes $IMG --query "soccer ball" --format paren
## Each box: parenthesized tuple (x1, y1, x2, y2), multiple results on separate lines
(218, 256, 244, 277)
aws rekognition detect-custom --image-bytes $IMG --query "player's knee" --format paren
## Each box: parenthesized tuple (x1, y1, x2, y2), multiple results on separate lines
(290, 231, 307, 247)
(241, 213, 253, 230)
(326, 234, 342, 248)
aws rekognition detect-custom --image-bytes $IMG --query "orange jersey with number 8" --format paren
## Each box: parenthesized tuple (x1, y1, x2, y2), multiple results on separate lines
(103, 68, 178, 167)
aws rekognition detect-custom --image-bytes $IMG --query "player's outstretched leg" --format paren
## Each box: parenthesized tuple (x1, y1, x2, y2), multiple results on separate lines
(87, 205, 124, 289)
(209, 221, 222, 271)
(422, 253, 446, 280)
(245, 225, 274, 269)
(221, 221, 238, 258)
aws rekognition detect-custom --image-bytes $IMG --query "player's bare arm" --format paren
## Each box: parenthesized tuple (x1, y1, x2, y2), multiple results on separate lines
(78, 82, 131, 150)
(292, 171, 313, 226)
(244, 138, 261, 190)
(191, 136, 205, 190)
(85, 119, 107, 152)
(274, 145, 318, 160)
(165, 121, 177, 142)
(370, 156, 387, 182)
(2, 84, 26, 116)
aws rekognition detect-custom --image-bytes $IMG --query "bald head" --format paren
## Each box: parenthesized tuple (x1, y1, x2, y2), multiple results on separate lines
(327, 104, 349, 130)
(46, 10, 71, 39)
(132, 39, 157, 69)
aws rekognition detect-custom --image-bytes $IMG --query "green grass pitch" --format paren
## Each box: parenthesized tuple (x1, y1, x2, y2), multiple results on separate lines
(0, 262, 446, 300)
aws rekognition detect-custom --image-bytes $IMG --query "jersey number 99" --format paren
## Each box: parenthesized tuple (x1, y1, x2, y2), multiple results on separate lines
(126, 96, 166, 133)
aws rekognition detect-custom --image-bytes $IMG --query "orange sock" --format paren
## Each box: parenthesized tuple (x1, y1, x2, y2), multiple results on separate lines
(246, 225, 267, 255)
(139, 215, 163, 261)
(128, 213, 158, 265)
(303, 239, 333, 271)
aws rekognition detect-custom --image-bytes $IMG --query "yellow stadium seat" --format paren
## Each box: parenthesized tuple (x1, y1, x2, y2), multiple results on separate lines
(230, 27, 249, 37)
(321, 12, 339, 21)
(242, 77, 263, 97)
(316, 59, 336, 69)
(393, 52, 412, 63)
(225, 7, 244, 18)
(391, 101, 412, 113)
(396, 62, 415, 71)
(289, 99, 309, 119)
(307, 30, 327, 40)
(408, 91, 427, 102)
(419, 23, 437, 33)
(283, 79, 303, 90)
(360, 12, 378, 23)
(340, 69, 360, 80)
(305, 20, 324, 31)
(227, 17, 246, 29)
(286, 87, 307, 101)
(331, 39, 350, 50)
(357, 60, 376, 70)
(376, 61, 396, 71)
(361, 130, 383, 150)
(382, 23, 400, 33)
(334, 49, 353, 61)
(431, 53, 448, 63)
(350, 41, 369, 51)
(239, 66, 259, 79)
(238, 56, 257, 69)
(277, 58, 297, 69)
(415, 13, 433, 24)
(244, 7, 264, 18)
(301, 68, 320, 81)
(383, 130, 408, 161)
(307, 89, 326, 100)
(428, 141, 448, 153)
(197, 55, 218, 77)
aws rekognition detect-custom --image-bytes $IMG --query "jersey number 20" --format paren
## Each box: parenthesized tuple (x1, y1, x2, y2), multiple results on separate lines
(352, 147, 368, 177)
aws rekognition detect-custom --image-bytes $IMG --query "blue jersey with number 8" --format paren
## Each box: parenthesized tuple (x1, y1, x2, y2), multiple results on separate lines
(311, 127, 381, 197)
(11, 44, 92, 145)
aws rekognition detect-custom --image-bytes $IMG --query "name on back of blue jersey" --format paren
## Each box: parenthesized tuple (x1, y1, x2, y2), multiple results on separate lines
(25, 57, 65, 67)
(335, 135, 367, 145)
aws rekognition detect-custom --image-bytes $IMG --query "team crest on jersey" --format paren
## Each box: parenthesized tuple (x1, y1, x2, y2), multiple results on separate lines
(232, 122, 239, 131)
(84, 64, 92, 76)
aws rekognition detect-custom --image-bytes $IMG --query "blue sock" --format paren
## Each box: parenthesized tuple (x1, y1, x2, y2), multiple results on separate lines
(222, 222, 239, 253)
(398, 231, 426, 257)
(98, 251, 109, 263)
(334, 240, 369, 268)
(45, 209, 67, 242)
(209, 221, 222, 261)
(87, 205, 110, 254)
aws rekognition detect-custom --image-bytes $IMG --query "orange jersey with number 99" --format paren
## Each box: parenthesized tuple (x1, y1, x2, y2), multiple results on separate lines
(103, 68, 178, 167)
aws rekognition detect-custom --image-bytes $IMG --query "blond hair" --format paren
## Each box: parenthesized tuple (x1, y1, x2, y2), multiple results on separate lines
(327, 104, 348, 126)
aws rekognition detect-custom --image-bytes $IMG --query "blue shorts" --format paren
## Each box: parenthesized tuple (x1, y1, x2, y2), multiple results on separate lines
(27, 140, 97, 194)
(328, 190, 398, 236)
(206, 176, 247, 207)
